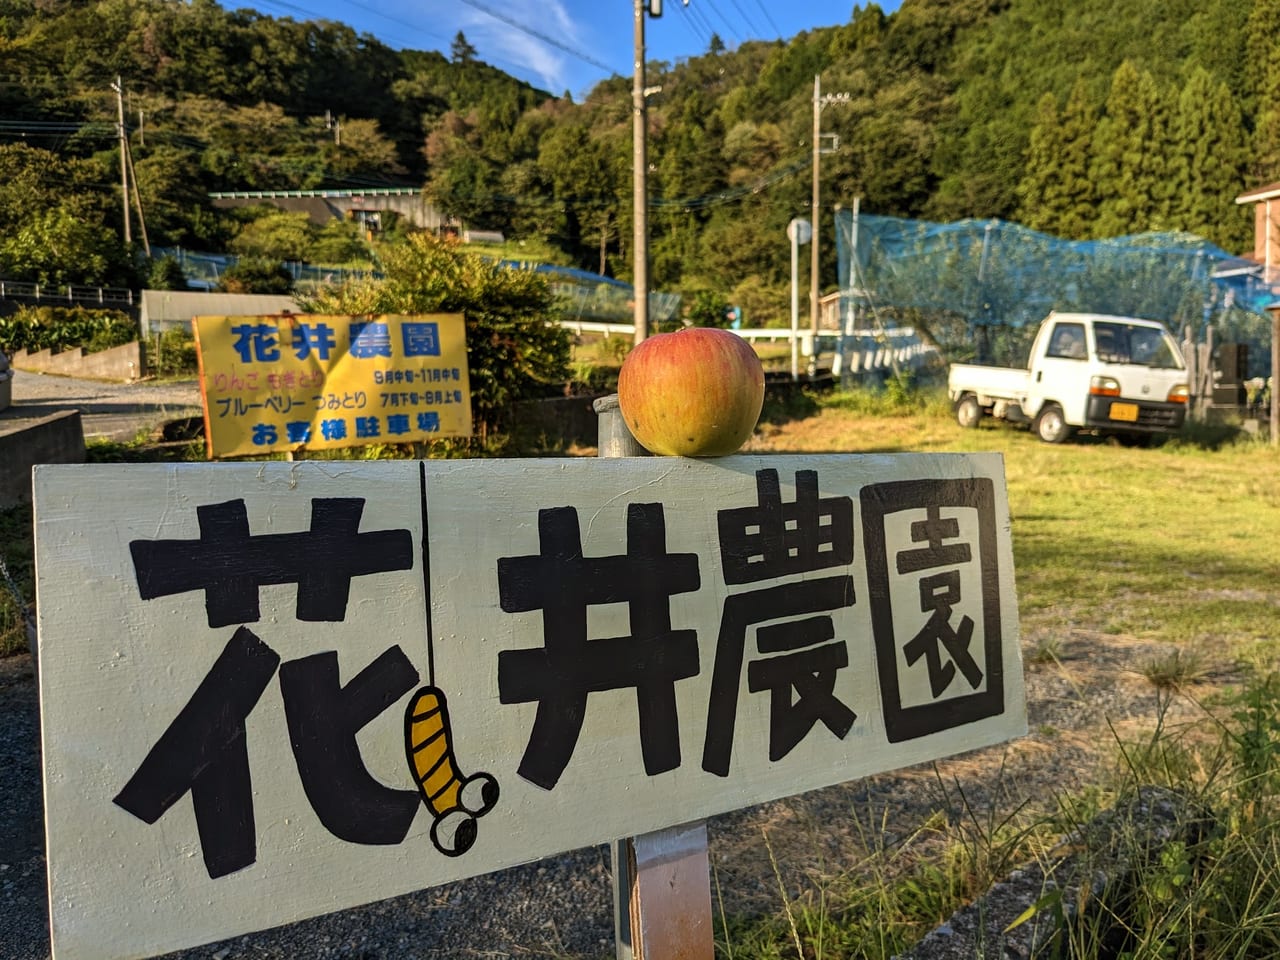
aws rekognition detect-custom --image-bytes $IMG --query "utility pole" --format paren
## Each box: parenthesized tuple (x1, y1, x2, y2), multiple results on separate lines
(632, 0, 650, 345)
(809, 75, 849, 361)
(632, 1, 682, 345)
(111, 76, 131, 246)
(124, 136, 151, 257)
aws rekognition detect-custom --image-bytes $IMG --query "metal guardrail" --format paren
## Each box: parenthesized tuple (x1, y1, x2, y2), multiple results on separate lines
(0, 280, 134, 307)
(208, 188, 421, 199)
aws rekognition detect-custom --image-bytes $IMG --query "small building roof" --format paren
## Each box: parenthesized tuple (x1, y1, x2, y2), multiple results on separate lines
(138, 290, 300, 336)
(1235, 181, 1280, 204)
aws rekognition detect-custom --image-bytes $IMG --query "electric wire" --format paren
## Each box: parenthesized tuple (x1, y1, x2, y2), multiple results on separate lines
(748, 0, 783, 38)
(694, 0, 745, 45)
(456, 0, 615, 74)
(721, 0, 766, 38)
(671, 2, 713, 52)
(679, 2, 720, 48)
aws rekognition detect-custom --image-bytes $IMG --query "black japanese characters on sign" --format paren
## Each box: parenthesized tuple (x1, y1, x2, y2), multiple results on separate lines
(114, 470, 1006, 879)
(861, 477, 1004, 742)
(717, 467, 854, 582)
(279, 647, 423, 845)
(496, 468, 1004, 789)
(113, 626, 280, 879)
(129, 497, 414, 627)
(120, 498, 432, 877)
(702, 575, 857, 776)
(704, 469, 857, 777)
(496, 503, 702, 790)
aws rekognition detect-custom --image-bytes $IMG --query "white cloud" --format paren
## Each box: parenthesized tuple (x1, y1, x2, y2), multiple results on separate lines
(460, 1, 594, 94)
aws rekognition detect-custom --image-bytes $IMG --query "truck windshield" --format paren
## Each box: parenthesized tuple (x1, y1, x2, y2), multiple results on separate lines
(1092, 322, 1184, 369)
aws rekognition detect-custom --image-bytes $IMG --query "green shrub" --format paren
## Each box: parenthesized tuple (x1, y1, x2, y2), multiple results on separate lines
(147, 327, 199, 378)
(686, 289, 733, 328)
(0, 304, 136, 354)
(0, 504, 33, 657)
(305, 232, 571, 450)
(147, 255, 189, 291)
(217, 257, 293, 294)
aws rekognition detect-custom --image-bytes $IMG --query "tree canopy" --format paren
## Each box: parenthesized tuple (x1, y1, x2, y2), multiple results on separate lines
(0, 0, 1270, 320)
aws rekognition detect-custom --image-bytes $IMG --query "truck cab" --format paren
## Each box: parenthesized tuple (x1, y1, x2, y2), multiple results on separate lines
(949, 312, 1189, 443)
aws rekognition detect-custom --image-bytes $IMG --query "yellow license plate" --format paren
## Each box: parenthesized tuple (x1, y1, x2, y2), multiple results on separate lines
(1109, 402, 1139, 422)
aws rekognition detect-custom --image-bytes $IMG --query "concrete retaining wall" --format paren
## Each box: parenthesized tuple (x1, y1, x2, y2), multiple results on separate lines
(0, 410, 85, 507)
(11, 341, 143, 382)
(509, 395, 605, 450)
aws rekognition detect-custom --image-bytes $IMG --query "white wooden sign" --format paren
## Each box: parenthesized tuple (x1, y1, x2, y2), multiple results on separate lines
(34, 455, 1026, 960)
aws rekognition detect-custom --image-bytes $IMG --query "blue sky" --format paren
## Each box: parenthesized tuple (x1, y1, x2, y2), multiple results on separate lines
(243, 1, 900, 102)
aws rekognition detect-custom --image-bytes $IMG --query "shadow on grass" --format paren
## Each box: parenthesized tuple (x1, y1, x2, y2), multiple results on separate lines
(760, 375, 828, 426)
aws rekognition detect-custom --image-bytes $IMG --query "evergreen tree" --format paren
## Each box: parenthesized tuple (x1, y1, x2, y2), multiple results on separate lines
(1168, 67, 1250, 251)
(1251, 24, 1280, 184)
(536, 120, 624, 273)
(1229, 0, 1280, 187)
(1016, 93, 1067, 234)
(1016, 81, 1098, 239)
(451, 31, 477, 65)
(1245, 0, 1280, 117)
(1055, 81, 1100, 239)
(1091, 61, 1173, 237)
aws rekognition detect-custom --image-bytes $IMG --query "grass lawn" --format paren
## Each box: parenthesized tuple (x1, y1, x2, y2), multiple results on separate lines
(750, 391, 1280, 662)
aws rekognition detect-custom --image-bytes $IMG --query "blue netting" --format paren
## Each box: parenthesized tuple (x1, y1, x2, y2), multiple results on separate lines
(507, 261, 682, 326)
(835, 212, 1278, 362)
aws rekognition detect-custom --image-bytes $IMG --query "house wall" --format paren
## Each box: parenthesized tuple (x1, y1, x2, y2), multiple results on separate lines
(1255, 200, 1280, 281)
(138, 291, 300, 337)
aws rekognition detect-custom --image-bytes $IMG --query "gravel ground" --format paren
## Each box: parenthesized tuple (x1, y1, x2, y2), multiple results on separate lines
(0, 624, 1225, 960)
(0, 370, 203, 442)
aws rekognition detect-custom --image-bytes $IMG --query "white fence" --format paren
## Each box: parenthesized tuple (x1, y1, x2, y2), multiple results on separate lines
(0, 280, 134, 307)
(564, 323, 938, 375)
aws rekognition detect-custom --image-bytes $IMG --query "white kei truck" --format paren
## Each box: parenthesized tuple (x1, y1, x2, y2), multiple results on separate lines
(948, 312, 1189, 444)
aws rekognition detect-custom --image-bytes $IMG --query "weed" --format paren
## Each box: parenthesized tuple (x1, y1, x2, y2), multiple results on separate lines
(0, 503, 33, 656)
(1142, 648, 1208, 690)
(1028, 635, 1064, 666)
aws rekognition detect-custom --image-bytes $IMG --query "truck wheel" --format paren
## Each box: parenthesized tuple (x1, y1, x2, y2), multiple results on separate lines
(1034, 404, 1073, 444)
(956, 395, 983, 429)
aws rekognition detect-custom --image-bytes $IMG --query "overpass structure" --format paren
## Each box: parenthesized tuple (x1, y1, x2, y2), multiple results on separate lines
(208, 187, 448, 232)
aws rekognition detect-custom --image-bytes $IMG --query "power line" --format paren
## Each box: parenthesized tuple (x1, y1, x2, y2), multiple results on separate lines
(747, 0, 782, 38)
(721, 0, 765, 38)
(652, 155, 810, 209)
(694, 0, 746, 45)
(672, 2, 713, 51)
(680, 2, 721, 47)
(456, 0, 616, 74)
(253, 0, 452, 46)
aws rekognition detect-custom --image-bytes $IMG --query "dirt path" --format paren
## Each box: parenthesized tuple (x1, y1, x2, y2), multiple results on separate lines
(0, 370, 203, 442)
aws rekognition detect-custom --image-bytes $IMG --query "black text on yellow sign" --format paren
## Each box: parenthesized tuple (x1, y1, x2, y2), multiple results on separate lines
(193, 313, 472, 458)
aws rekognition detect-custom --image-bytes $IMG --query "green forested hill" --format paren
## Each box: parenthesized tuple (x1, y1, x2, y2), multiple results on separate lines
(1, 0, 1276, 320)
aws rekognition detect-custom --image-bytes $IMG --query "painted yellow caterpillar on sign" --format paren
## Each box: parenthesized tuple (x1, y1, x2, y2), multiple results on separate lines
(404, 685, 499, 856)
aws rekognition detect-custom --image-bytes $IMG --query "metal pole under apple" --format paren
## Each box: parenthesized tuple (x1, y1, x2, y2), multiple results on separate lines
(788, 218, 811, 382)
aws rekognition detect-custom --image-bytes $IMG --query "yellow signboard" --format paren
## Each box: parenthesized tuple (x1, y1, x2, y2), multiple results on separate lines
(193, 313, 471, 458)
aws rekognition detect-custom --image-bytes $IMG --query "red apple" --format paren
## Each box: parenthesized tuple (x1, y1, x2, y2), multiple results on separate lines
(617, 327, 765, 457)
